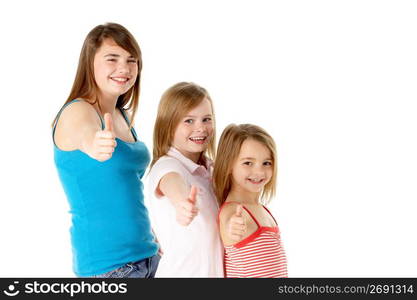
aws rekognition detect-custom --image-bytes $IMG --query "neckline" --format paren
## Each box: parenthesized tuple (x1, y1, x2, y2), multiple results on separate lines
(53, 100, 140, 151)
(221, 201, 278, 228)
(54, 137, 142, 153)
(115, 137, 139, 145)
(225, 226, 279, 249)
(82, 100, 138, 143)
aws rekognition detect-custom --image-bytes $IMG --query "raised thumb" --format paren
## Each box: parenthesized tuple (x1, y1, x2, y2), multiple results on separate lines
(104, 113, 114, 132)
(188, 185, 198, 204)
(235, 205, 243, 217)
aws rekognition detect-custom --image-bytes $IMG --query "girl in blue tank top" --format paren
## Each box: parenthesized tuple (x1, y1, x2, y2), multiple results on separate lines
(52, 23, 160, 277)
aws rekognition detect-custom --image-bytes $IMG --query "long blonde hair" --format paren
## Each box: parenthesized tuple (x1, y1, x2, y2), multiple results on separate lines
(213, 124, 277, 206)
(151, 82, 216, 168)
(53, 22, 142, 127)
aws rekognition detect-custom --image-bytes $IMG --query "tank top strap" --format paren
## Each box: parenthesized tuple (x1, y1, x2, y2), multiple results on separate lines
(119, 108, 138, 142)
(52, 99, 105, 141)
(219, 201, 261, 228)
(262, 205, 278, 226)
(241, 205, 261, 228)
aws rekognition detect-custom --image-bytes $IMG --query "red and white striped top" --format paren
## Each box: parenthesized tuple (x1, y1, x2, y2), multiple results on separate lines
(221, 204, 288, 278)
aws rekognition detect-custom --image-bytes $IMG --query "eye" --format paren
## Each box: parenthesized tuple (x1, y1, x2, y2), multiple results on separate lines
(243, 161, 252, 166)
(107, 59, 117, 62)
(263, 161, 272, 166)
(128, 59, 137, 64)
(203, 117, 212, 122)
(184, 119, 194, 124)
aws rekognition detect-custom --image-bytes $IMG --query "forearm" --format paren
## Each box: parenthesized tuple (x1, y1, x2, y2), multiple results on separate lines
(159, 172, 189, 208)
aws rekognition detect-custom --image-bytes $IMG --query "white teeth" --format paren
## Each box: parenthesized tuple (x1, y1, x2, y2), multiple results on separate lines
(248, 178, 263, 183)
(112, 77, 128, 82)
(190, 137, 206, 141)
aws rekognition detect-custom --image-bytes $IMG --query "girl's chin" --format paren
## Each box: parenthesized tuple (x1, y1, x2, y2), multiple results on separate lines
(244, 185, 264, 193)
(187, 141, 209, 149)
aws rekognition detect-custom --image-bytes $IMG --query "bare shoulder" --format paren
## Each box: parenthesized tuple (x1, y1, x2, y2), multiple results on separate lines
(219, 202, 239, 224)
(60, 101, 98, 120)
(54, 100, 102, 150)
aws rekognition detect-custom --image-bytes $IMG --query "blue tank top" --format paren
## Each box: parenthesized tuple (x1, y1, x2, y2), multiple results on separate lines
(52, 99, 158, 277)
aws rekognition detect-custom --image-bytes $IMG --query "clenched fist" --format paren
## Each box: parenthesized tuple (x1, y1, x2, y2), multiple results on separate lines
(90, 113, 117, 162)
(174, 185, 199, 226)
(228, 205, 247, 242)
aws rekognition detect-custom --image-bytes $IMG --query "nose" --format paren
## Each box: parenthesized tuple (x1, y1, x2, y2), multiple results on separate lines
(253, 164, 266, 177)
(117, 61, 130, 74)
(192, 120, 207, 132)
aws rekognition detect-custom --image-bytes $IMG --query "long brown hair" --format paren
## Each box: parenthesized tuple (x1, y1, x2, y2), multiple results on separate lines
(53, 22, 142, 127)
(150, 82, 216, 168)
(213, 124, 277, 206)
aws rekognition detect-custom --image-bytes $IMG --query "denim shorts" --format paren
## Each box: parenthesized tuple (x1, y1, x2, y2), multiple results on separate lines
(93, 254, 161, 278)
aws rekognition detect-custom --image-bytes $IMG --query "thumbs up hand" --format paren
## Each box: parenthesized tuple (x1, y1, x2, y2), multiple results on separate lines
(91, 113, 117, 162)
(175, 185, 199, 226)
(228, 205, 246, 242)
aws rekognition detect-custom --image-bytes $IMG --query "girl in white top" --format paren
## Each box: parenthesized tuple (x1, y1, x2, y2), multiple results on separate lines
(147, 82, 223, 277)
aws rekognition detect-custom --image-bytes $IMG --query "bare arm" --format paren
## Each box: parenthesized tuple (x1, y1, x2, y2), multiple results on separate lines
(219, 203, 247, 247)
(54, 101, 117, 161)
(158, 172, 198, 226)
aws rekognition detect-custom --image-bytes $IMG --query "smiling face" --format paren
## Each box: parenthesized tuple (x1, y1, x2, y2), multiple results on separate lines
(93, 38, 138, 99)
(172, 97, 214, 163)
(231, 139, 273, 196)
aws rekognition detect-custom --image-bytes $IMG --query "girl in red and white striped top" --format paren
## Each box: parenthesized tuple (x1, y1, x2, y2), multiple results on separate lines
(213, 124, 288, 278)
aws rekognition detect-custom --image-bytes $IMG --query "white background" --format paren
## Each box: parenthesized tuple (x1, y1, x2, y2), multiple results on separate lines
(0, 0, 416, 277)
